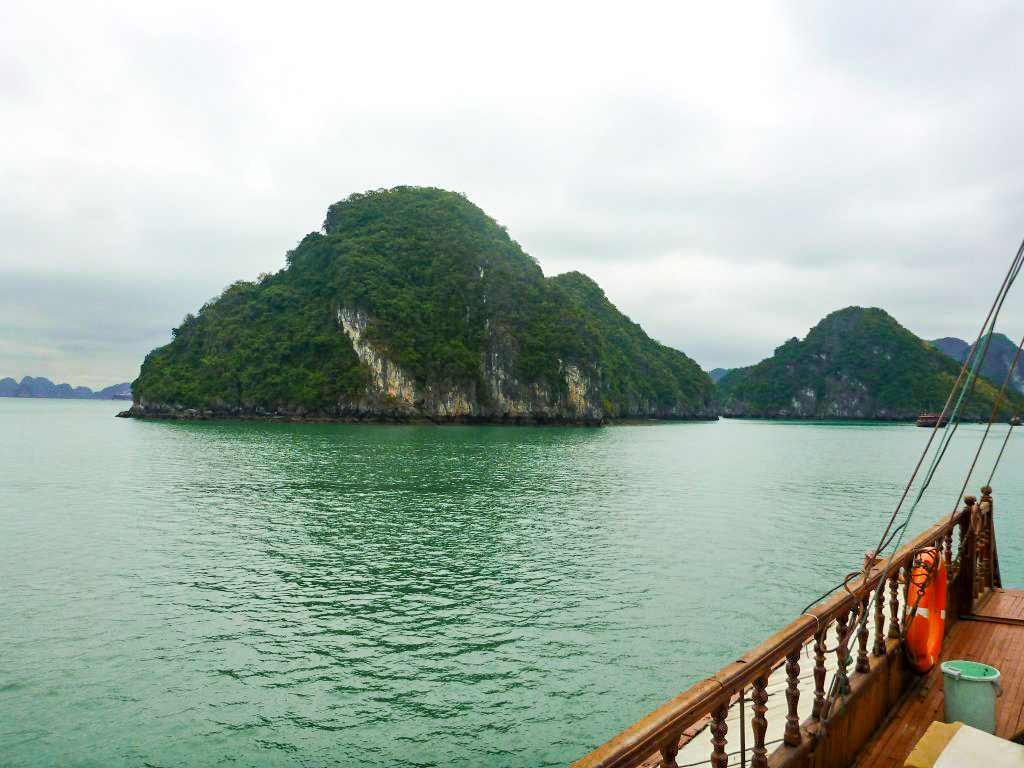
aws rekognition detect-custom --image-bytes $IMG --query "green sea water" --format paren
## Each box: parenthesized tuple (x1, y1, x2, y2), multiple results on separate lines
(1, 399, 1021, 767)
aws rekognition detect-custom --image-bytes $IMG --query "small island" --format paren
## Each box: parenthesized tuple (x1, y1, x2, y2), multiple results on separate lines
(717, 307, 1023, 421)
(122, 187, 717, 425)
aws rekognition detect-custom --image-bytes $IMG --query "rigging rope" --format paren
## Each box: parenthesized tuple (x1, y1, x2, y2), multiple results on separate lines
(988, 417, 1019, 487)
(945, 329, 1024, 524)
(873, 240, 1024, 555)
(799, 237, 1024, 622)
(847, 245, 1024, 649)
(864, 238, 1024, 561)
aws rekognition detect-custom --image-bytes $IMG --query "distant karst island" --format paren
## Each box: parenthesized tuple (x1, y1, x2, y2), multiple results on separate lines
(716, 307, 1023, 421)
(928, 333, 1024, 396)
(1, 376, 131, 400)
(116, 186, 1023, 427)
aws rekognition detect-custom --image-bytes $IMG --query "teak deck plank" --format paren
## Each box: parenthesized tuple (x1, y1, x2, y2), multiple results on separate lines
(852, 589, 1024, 767)
(973, 588, 1024, 619)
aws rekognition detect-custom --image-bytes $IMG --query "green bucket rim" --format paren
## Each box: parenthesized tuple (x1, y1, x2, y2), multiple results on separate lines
(941, 659, 1000, 682)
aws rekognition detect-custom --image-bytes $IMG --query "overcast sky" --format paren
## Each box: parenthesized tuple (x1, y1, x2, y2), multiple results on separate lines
(3, 2, 1024, 387)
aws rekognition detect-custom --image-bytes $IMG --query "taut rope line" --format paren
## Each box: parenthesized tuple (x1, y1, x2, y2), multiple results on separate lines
(799, 237, 1024, 617)
(852, 242, 1024, 659)
(945, 329, 1024, 525)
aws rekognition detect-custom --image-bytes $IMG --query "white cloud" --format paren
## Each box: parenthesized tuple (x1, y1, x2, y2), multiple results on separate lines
(2, 0, 1023, 386)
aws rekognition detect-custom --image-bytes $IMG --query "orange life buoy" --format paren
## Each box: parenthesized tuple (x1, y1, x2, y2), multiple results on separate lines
(905, 547, 947, 673)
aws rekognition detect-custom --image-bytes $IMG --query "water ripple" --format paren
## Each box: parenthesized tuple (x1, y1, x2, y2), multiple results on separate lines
(2, 401, 1022, 767)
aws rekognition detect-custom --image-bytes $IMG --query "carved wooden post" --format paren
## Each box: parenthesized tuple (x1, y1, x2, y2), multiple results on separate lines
(901, 563, 911, 634)
(873, 583, 886, 655)
(984, 485, 1001, 588)
(981, 486, 994, 592)
(888, 571, 901, 640)
(785, 649, 801, 746)
(710, 702, 729, 768)
(739, 688, 746, 764)
(659, 738, 679, 768)
(981, 494, 990, 574)
(856, 595, 870, 672)
(960, 496, 977, 616)
(954, 499, 978, 618)
(835, 609, 851, 694)
(957, 508, 970, 573)
(977, 519, 987, 597)
(812, 628, 826, 720)
(944, 526, 953, 584)
(751, 675, 769, 768)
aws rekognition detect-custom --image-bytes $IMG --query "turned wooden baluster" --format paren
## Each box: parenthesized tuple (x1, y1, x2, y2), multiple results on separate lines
(980, 486, 993, 591)
(977, 523, 987, 596)
(984, 486, 996, 589)
(812, 627, 826, 720)
(751, 675, 769, 768)
(835, 609, 851, 694)
(659, 738, 679, 768)
(958, 495, 978, 611)
(957, 509, 970, 576)
(944, 526, 953, 582)
(969, 494, 984, 599)
(888, 571, 901, 640)
(710, 702, 729, 768)
(856, 595, 870, 672)
(784, 649, 801, 746)
(901, 563, 911, 634)
(873, 582, 886, 655)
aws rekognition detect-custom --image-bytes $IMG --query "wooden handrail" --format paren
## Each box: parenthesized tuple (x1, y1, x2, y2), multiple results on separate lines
(572, 505, 972, 768)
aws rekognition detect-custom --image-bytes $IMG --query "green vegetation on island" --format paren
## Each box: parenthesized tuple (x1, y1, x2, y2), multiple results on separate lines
(132, 187, 715, 422)
(717, 307, 1024, 420)
(549, 271, 714, 417)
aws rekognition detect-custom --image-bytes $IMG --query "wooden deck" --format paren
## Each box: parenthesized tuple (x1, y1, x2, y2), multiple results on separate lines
(852, 588, 1024, 766)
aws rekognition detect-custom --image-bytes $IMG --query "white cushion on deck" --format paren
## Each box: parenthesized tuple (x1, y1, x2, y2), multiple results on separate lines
(906, 721, 1024, 767)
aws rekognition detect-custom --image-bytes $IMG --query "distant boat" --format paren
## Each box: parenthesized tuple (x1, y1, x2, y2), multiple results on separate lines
(916, 412, 949, 427)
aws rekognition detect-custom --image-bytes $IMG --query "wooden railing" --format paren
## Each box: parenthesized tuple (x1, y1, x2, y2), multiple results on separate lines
(572, 489, 999, 768)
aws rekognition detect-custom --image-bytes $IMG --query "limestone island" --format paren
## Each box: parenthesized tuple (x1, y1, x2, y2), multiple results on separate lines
(121, 187, 716, 425)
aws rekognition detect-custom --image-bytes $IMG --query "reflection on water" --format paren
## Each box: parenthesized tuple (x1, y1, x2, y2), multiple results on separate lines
(1, 400, 1021, 767)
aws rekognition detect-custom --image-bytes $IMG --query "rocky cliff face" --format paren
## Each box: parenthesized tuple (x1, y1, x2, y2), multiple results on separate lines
(332, 306, 603, 422)
(125, 306, 652, 424)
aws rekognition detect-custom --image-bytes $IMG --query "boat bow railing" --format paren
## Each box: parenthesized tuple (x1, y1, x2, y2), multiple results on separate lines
(572, 490, 999, 768)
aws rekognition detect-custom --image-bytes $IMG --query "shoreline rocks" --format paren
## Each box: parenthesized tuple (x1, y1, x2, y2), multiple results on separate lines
(115, 402, 718, 426)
